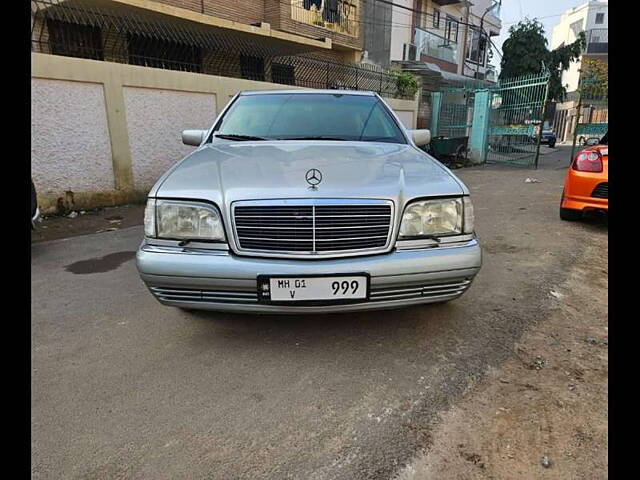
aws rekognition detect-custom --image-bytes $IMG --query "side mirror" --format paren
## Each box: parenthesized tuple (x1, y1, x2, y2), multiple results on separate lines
(410, 129, 431, 147)
(586, 137, 600, 146)
(182, 129, 207, 146)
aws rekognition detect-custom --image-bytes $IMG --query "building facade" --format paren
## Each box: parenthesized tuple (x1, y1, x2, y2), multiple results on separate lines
(361, 0, 501, 129)
(549, 0, 608, 143)
(384, 0, 501, 81)
(550, 0, 608, 94)
(31, 0, 420, 214)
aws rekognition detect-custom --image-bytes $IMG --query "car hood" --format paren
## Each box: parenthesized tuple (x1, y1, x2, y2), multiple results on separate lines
(152, 141, 467, 209)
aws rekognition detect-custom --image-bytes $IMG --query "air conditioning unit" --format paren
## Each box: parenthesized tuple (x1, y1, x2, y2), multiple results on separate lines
(403, 43, 417, 61)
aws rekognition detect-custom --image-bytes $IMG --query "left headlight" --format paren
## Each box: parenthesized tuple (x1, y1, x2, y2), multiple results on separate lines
(144, 199, 225, 242)
(399, 197, 474, 238)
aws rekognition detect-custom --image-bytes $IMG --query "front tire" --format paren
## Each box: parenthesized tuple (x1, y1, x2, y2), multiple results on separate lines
(549, 140, 556, 148)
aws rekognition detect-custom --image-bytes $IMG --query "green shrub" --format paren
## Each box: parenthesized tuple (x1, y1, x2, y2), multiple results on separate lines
(394, 71, 419, 98)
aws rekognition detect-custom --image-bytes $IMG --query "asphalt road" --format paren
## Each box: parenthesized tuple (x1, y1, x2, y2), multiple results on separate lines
(31, 147, 607, 479)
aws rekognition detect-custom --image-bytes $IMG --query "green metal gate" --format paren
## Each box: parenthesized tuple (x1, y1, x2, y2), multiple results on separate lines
(432, 87, 475, 138)
(485, 72, 550, 167)
(429, 88, 475, 164)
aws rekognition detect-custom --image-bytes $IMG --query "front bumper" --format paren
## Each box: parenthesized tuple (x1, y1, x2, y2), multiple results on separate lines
(136, 239, 482, 313)
(31, 206, 40, 226)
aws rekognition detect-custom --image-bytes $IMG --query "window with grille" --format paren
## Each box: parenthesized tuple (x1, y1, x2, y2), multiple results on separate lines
(127, 34, 202, 72)
(240, 55, 265, 81)
(271, 63, 295, 85)
(465, 27, 485, 65)
(595, 12, 604, 24)
(46, 19, 104, 60)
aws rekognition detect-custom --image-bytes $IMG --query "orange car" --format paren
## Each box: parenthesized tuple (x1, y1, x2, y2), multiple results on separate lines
(560, 132, 608, 221)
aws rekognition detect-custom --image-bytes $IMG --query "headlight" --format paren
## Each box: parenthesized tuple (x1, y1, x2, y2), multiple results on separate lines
(399, 197, 474, 238)
(144, 199, 225, 241)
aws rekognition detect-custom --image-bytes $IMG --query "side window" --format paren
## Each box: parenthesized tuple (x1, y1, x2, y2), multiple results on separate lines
(595, 12, 605, 24)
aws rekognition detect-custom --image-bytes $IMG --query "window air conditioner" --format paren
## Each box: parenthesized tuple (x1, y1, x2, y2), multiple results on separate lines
(403, 43, 417, 61)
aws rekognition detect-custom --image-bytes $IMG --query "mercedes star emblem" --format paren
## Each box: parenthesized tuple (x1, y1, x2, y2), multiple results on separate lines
(305, 168, 322, 188)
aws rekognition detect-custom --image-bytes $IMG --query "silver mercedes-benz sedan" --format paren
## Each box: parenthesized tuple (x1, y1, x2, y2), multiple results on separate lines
(136, 90, 482, 313)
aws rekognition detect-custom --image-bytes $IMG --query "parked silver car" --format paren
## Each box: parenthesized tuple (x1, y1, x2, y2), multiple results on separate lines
(136, 90, 482, 313)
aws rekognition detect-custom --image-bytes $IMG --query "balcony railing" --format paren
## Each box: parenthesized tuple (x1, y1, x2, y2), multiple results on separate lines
(291, 0, 359, 37)
(414, 27, 458, 65)
(585, 28, 608, 54)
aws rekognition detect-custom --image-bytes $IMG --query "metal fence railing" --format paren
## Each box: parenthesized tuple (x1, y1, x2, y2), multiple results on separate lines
(585, 28, 608, 54)
(31, 0, 411, 99)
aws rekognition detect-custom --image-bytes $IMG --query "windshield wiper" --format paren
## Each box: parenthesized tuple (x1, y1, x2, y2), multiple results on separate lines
(214, 133, 267, 141)
(281, 136, 349, 141)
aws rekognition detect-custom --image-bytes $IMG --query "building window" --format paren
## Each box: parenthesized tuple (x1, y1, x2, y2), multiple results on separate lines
(569, 19, 583, 37)
(240, 55, 265, 81)
(272, 63, 295, 85)
(445, 15, 458, 43)
(595, 12, 605, 24)
(466, 27, 485, 65)
(46, 19, 104, 60)
(127, 34, 202, 72)
(432, 8, 440, 28)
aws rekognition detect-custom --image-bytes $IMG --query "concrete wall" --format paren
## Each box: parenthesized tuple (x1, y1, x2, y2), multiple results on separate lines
(390, 0, 414, 62)
(123, 88, 217, 190)
(31, 79, 115, 197)
(32, 53, 419, 214)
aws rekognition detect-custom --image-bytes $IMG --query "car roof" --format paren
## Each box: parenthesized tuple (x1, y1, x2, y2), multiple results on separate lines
(238, 89, 377, 96)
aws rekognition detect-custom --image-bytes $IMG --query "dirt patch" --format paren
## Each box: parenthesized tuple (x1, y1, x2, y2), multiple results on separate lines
(394, 234, 608, 480)
(31, 204, 145, 243)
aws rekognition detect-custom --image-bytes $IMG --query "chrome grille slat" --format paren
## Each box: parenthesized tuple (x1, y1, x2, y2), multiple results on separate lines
(151, 279, 472, 306)
(151, 287, 258, 304)
(369, 279, 472, 302)
(234, 201, 393, 256)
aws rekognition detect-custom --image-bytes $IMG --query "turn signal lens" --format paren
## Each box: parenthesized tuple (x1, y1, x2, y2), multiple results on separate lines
(573, 151, 603, 172)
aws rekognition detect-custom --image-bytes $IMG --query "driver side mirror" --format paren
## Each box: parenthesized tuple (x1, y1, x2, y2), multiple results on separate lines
(409, 129, 431, 147)
(182, 129, 207, 146)
(586, 137, 600, 146)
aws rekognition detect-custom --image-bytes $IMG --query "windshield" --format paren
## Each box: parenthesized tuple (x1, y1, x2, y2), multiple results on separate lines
(213, 93, 407, 144)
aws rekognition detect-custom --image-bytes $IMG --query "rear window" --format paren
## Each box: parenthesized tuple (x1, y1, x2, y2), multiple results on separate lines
(214, 93, 407, 144)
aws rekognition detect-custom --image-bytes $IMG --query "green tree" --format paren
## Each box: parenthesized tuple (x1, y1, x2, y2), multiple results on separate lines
(500, 19, 585, 101)
(579, 58, 608, 100)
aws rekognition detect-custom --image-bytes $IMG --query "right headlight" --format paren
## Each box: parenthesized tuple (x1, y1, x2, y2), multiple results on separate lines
(399, 197, 474, 238)
(144, 198, 225, 242)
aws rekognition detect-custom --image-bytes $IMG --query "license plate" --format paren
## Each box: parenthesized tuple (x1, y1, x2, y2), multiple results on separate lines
(257, 274, 369, 303)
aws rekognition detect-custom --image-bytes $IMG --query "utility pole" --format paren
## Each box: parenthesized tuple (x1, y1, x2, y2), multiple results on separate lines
(459, 1, 471, 76)
(475, 2, 496, 81)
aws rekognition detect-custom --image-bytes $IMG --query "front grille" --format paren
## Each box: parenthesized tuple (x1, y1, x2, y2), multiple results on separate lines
(233, 201, 393, 256)
(591, 182, 608, 199)
(150, 287, 258, 304)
